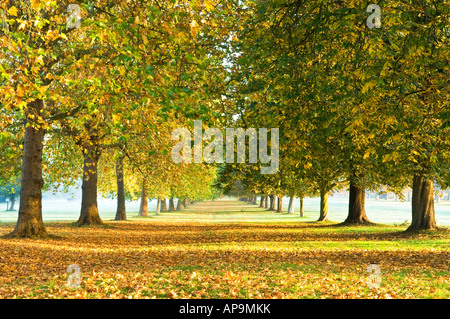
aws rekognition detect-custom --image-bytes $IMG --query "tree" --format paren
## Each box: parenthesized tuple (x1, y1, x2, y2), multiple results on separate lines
(0, 123, 22, 212)
(375, 0, 449, 230)
(0, 182, 20, 211)
(0, 1, 119, 236)
(1, 0, 231, 235)
(114, 156, 126, 221)
(138, 178, 148, 217)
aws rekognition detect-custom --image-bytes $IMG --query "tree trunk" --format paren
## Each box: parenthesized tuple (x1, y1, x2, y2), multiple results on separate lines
(345, 179, 371, 224)
(138, 179, 148, 217)
(299, 197, 304, 217)
(318, 188, 329, 221)
(276, 196, 283, 212)
(264, 196, 269, 209)
(7, 100, 47, 238)
(176, 198, 183, 210)
(76, 145, 103, 226)
(7, 195, 16, 211)
(259, 196, 264, 207)
(252, 196, 257, 204)
(407, 174, 437, 231)
(288, 196, 294, 213)
(114, 157, 126, 221)
(160, 198, 167, 212)
(183, 197, 189, 208)
(169, 197, 175, 211)
(155, 198, 161, 215)
(269, 194, 276, 211)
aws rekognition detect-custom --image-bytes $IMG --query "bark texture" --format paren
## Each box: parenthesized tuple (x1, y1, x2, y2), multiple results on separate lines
(169, 197, 175, 211)
(259, 196, 264, 208)
(407, 174, 437, 231)
(161, 198, 167, 212)
(138, 179, 148, 217)
(288, 196, 294, 213)
(7, 99, 48, 237)
(269, 195, 276, 211)
(7, 195, 16, 211)
(76, 144, 103, 226)
(318, 188, 329, 221)
(276, 196, 283, 212)
(345, 180, 371, 224)
(155, 198, 161, 215)
(114, 157, 126, 221)
(299, 197, 304, 217)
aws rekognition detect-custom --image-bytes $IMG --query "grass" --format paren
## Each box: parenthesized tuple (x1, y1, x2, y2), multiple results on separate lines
(0, 199, 448, 299)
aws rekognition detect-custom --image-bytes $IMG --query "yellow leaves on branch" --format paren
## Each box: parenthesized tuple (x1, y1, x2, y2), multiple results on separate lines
(361, 80, 377, 94)
(7, 6, 18, 17)
(190, 19, 198, 38)
(204, 0, 215, 12)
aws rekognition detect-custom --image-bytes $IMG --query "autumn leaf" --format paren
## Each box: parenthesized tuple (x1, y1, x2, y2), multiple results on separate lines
(8, 6, 18, 17)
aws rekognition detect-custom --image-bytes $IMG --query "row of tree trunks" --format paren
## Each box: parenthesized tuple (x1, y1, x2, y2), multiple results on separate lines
(239, 196, 257, 203)
(138, 182, 182, 215)
(264, 195, 303, 216)
(174, 197, 189, 210)
(8, 103, 439, 239)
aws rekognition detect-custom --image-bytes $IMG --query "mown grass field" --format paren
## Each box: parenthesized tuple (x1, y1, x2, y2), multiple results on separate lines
(0, 199, 448, 299)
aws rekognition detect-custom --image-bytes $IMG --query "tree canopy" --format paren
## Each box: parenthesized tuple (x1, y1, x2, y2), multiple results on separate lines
(0, 0, 448, 237)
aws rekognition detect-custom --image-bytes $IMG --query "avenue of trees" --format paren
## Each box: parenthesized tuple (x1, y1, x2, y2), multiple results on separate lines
(0, 0, 448, 237)
(215, 0, 449, 231)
